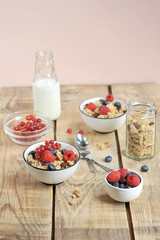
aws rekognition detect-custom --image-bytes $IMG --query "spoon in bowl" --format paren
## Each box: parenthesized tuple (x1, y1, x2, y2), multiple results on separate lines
(75, 134, 97, 173)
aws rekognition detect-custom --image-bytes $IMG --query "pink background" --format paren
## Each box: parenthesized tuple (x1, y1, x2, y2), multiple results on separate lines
(0, 0, 160, 88)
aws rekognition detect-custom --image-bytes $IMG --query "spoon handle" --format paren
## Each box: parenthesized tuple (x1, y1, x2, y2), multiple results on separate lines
(87, 159, 97, 173)
(89, 159, 112, 172)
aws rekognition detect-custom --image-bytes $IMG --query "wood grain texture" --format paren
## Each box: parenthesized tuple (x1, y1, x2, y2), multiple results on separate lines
(112, 83, 160, 240)
(0, 87, 53, 240)
(55, 85, 130, 240)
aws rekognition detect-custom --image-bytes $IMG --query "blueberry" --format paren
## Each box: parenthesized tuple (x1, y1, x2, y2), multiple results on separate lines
(61, 149, 67, 154)
(119, 178, 126, 184)
(105, 156, 112, 163)
(126, 172, 132, 178)
(125, 185, 131, 189)
(48, 163, 55, 170)
(141, 165, 149, 172)
(119, 183, 125, 188)
(114, 102, 121, 107)
(102, 100, 108, 105)
(112, 182, 119, 188)
(28, 150, 36, 158)
(51, 149, 57, 155)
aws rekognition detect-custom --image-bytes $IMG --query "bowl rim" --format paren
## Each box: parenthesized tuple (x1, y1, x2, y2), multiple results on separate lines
(3, 111, 51, 138)
(104, 169, 143, 191)
(23, 140, 80, 172)
(79, 97, 128, 120)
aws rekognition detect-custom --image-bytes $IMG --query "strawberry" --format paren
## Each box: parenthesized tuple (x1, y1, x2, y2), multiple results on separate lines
(86, 102, 97, 111)
(43, 150, 55, 163)
(118, 169, 128, 179)
(106, 94, 114, 102)
(126, 174, 140, 187)
(63, 150, 75, 161)
(107, 171, 121, 183)
(99, 106, 110, 115)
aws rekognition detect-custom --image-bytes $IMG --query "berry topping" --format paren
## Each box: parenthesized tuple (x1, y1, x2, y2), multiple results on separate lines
(107, 171, 121, 183)
(106, 94, 114, 102)
(126, 174, 140, 187)
(61, 149, 67, 154)
(51, 149, 57, 155)
(102, 100, 108, 105)
(86, 102, 97, 111)
(67, 128, 72, 134)
(43, 150, 55, 163)
(113, 182, 119, 188)
(63, 150, 75, 161)
(99, 106, 110, 115)
(48, 163, 55, 170)
(118, 169, 128, 179)
(141, 165, 149, 172)
(78, 130, 84, 134)
(114, 102, 121, 110)
(105, 156, 112, 162)
(28, 150, 36, 158)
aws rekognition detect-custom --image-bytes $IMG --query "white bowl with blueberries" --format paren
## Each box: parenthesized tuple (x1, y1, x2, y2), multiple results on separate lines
(79, 95, 127, 133)
(23, 140, 80, 185)
(105, 169, 143, 202)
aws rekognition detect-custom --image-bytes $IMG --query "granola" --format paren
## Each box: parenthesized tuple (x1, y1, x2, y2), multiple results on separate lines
(83, 98, 126, 118)
(127, 114, 155, 159)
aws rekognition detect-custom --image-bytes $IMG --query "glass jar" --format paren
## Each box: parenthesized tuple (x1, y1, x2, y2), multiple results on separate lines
(126, 98, 157, 160)
(32, 50, 61, 120)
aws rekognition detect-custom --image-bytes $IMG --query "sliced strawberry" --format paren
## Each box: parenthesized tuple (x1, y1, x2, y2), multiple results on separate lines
(43, 150, 55, 163)
(106, 94, 114, 102)
(63, 150, 75, 161)
(86, 102, 97, 111)
(99, 106, 110, 115)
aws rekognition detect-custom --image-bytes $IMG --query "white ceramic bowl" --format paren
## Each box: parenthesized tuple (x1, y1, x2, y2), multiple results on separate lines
(3, 111, 51, 145)
(79, 97, 127, 133)
(23, 141, 80, 185)
(104, 170, 143, 202)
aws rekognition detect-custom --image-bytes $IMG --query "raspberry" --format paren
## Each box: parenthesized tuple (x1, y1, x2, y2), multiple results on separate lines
(43, 150, 55, 163)
(118, 169, 128, 179)
(106, 94, 114, 102)
(86, 102, 97, 111)
(67, 128, 72, 134)
(126, 174, 140, 187)
(99, 106, 110, 115)
(107, 171, 121, 183)
(78, 130, 84, 134)
(63, 150, 75, 161)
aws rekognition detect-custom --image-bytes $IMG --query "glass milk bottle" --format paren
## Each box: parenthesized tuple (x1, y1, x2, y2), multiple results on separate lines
(32, 50, 61, 120)
(126, 98, 157, 160)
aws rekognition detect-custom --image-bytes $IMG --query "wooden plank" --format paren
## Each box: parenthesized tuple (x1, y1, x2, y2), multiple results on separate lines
(55, 85, 130, 240)
(112, 83, 160, 240)
(0, 87, 53, 239)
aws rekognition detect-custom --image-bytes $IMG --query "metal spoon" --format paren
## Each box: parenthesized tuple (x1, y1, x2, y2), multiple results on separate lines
(80, 150, 113, 172)
(75, 134, 97, 173)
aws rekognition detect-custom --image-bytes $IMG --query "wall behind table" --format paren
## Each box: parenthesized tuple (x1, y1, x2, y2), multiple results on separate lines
(0, 0, 160, 88)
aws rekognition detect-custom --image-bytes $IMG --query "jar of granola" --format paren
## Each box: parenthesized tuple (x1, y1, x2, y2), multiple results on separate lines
(126, 98, 157, 160)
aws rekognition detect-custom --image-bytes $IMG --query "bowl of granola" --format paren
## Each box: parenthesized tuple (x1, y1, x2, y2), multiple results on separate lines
(23, 140, 80, 184)
(105, 168, 143, 202)
(79, 94, 127, 133)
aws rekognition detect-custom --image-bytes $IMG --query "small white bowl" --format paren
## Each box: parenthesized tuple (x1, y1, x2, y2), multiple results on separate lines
(23, 141, 80, 185)
(79, 97, 127, 133)
(3, 111, 51, 145)
(104, 170, 143, 202)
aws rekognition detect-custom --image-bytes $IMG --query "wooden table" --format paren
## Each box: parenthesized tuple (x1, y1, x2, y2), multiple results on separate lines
(0, 83, 160, 240)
